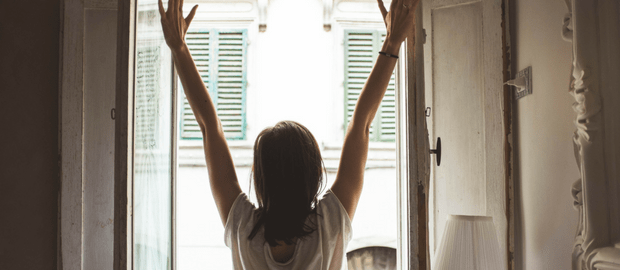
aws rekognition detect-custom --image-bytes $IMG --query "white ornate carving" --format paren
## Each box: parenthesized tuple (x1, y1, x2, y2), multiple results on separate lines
(562, 12, 572, 42)
(565, 1, 620, 269)
(572, 178, 585, 270)
(323, 0, 334, 31)
(258, 0, 268, 32)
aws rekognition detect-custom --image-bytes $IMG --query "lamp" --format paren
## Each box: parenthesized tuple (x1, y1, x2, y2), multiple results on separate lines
(432, 215, 506, 270)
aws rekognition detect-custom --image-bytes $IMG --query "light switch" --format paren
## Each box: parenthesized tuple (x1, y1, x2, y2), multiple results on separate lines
(505, 66, 532, 100)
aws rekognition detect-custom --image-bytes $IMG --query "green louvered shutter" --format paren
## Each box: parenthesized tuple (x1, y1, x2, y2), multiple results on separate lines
(344, 30, 395, 142)
(180, 29, 247, 140)
(216, 30, 247, 140)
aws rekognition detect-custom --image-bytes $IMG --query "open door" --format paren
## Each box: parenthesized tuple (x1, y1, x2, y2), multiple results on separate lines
(423, 0, 513, 268)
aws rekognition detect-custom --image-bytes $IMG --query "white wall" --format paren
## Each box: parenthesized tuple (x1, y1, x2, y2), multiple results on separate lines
(511, 0, 579, 269)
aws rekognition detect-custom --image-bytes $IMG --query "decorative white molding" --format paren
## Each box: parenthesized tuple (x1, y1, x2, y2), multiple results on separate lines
(564, 1, 620, 269)
(258, 0, 267, 32)
(323, 0, 334, 31)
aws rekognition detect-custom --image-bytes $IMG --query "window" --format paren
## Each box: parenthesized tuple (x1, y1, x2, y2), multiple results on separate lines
(109, 1, 424, 269)
(344, 30, 396, 142)
(180, 29, 248, 140)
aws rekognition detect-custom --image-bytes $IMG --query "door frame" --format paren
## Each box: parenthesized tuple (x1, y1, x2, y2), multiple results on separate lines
(113, 0, 134, 268)
(59, 0, 120, 269)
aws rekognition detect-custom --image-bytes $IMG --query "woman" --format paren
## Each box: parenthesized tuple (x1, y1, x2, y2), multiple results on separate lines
(158, 0, 418, 268)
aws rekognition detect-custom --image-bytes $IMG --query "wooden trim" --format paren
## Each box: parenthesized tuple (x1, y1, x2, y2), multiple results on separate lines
(114, 0, 135, 269)
(411, 4, 431, 269)
(501, 1, 515, 269)
(396, 4, 431, 269)
(59, 0, 85, 268)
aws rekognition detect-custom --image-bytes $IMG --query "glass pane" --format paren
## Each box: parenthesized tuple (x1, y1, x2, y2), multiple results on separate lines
(134, 0, 173, 269)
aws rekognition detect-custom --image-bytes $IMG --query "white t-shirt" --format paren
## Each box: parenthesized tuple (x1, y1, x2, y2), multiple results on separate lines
(224, 190, 352, 270)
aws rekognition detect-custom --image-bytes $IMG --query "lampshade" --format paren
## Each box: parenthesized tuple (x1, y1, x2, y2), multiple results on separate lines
(432, 215, 506, 270)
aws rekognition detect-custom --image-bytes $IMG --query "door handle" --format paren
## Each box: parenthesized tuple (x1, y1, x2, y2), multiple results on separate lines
(430, 137, 441, 166)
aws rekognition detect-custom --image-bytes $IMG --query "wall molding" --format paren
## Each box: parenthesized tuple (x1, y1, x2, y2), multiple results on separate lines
(564, 1, 620, 269)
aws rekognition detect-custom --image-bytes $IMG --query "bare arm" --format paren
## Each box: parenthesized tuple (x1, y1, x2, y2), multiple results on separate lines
(331, 0, 418, 220)
(159, 0, 241, 226)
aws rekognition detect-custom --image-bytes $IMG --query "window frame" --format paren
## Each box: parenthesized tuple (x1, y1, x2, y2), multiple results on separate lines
(109, 2, 429, 270)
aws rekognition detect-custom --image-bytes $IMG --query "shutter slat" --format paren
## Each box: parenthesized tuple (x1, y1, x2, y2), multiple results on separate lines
(181, 30, 211, 139)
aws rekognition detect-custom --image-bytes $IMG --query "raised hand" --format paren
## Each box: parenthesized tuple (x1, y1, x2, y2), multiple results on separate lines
(158, 0, 199, 51)
(377, 0, 419, 44)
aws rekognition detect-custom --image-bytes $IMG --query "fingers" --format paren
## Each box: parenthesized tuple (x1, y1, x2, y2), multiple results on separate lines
(185, 5, 198, 26)
(167, 0, 174, 15)
(174, 0, 181, 20)
(158, 0, 166, 19)
(377, 0, 388, 22)
(178, 0, 183, 13)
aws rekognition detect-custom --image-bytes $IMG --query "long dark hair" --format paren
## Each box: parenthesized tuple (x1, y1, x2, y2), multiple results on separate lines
(248, 121, 325, 246)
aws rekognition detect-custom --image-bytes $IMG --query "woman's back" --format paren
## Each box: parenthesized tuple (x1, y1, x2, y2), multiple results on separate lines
(225, 191, 352, 270)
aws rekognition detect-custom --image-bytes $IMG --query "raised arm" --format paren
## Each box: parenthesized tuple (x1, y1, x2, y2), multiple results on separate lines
(159, 0, 241, 226)
(331, 0, 418, 220)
